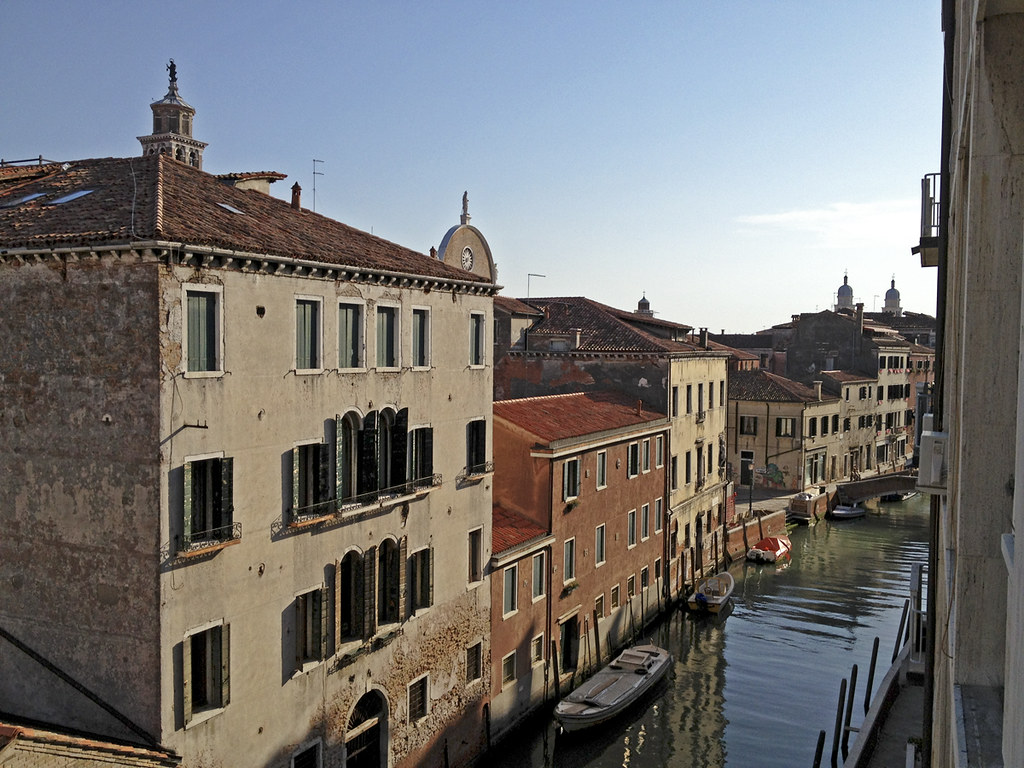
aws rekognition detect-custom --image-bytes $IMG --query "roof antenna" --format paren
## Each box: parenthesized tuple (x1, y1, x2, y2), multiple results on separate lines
(312, 159, 324, 213)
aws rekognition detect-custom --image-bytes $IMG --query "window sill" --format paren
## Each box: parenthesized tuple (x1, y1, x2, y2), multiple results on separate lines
(294, 368, 324, 376)
(177, 537, 240, 559)
(183, 370, 224, 380)
(184, 705, 225, 730)
(337, 366, 368, 373)
(502, 610, 519, 621)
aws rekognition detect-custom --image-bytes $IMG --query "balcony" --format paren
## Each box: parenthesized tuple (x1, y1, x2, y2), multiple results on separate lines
(289, 475, 443, 530)
(912, 172, 940, 267)
(177, 522, 242, 558)
(456, 461, 494, 486)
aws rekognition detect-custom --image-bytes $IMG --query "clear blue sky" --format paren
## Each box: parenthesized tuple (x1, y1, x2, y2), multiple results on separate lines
(2, 1, 942, 333)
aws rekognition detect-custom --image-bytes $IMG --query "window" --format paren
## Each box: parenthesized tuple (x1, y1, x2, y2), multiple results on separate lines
(295, 588, 327, 667)
(654, 498, 663, 534)
(655, 435, 664, 467)
(563, 538, 576, 581)
(596, 451, 608, 489)
(627, 510, 637, 547)
(627, 443, 640, 477)
(501, 652, 516, 687)
(466, 420, 487, 475)
(641, 503, 650, 540)
(408, 676, 428, 722)
(595, 524, 606, 566)
(183, 623, 229, 724)
(808, 418, 817, 437)
(377, 539, 400, 625)
(376, 305, 398, 368)
(686, 384, 693, 414)
(611, 584, 621, 609)
(185, 288, 221, 373)
(338, 302, 364, 369)
(655, 557, 662, 581)
(642, 439, 651, 472)
(821, 416, 828, 435)
(466, 642, 482, 683)
(532, 552, 546, 600)
(698, 383, 705, 413)
(595, 593, 605, 618)
(296, 298, 322, 370)
(832, 415, 839, 433)
(411, 308, 430, 367)
(469, 312, 486, 366)
(468, 528, 483, 583)
(291, 741, 321, 768)
(671, 455, 678, 490)
(641, 566, 649, 590)
(182, 457, 235, 550)
(776, 417, 796, 437)
(503, 564, 518, 616)
(739, 416, 758, 435)
(627, 574, 636, 598)
(409, 426, 434, 487)
(685, 452, 692, 485)
(409, 547, 433, 611)
(671, 386, 679, 417)
(563, 457, 581, 500)
(709, 381, 714, 408)
(292, 442, 331, 520)
(720, 380, 725, 407)
(531, 634, 544, 665)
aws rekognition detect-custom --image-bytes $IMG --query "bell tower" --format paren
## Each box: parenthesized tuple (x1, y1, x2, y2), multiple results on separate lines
(138, 59, 207, 169)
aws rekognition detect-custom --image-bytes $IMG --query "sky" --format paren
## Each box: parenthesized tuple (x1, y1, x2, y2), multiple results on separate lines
(1, 1, 943, 333)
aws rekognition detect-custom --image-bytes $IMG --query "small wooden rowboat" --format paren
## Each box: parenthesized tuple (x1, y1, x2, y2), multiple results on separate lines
(554, 644, 672, 733)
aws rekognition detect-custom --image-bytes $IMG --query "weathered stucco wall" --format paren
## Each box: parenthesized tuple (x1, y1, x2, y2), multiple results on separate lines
(0, 256, 163, 740)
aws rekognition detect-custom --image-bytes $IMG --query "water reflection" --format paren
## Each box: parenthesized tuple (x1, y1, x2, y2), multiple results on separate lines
(486, 495, 929, 767)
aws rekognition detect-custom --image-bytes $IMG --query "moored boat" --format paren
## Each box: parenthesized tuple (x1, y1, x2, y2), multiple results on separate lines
(828, 502, 866, 519)
(880, 490, 919, 502)
(746, 535, 793, 563)
(687, 570, 735, 612)
(554, 644, 672, 733)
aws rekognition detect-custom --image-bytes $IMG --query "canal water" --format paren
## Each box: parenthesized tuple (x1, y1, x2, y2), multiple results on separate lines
(487, 494, 930, 768)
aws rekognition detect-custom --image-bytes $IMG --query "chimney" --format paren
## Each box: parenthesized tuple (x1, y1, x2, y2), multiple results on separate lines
(699, 328, 709, 349)
(430, 246, 437, 259)
(792, 314, 801, 325)
(813, 381, 822, 401)
(855, 302, 864, 333)
(291, 183, 302, 210)
(637, 399, 643, 416)
(571, 328, 582, 349)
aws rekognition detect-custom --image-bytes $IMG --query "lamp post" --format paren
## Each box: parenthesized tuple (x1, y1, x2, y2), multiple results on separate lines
(745, 457, 754, 516)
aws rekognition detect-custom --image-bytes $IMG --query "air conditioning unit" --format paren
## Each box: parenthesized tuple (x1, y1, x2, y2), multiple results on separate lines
(917, 430, 948, 494)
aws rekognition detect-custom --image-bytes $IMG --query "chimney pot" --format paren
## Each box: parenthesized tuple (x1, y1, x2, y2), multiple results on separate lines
(291, 183, 302, 210)
(813, 381, 822, 401)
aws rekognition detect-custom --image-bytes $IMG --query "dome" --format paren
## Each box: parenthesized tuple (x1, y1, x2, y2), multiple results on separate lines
(835, 274, 854, 311)
(885, 279, 900, 300)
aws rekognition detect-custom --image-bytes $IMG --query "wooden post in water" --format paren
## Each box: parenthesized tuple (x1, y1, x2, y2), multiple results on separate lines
(592, 608, 602, 667)
(893, 599, 910, 662)
(811, 729, 827, 768)
(842, 663, 858, 758)
(551, 640, 561, 701)
(864, 636, 880, 714)
(830, 678, 847, 768)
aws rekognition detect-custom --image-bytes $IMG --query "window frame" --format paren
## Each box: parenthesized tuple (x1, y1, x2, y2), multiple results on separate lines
(627, 443, 640, 478)
(375, 303, 400, 369)
(295, 295, 323, 372)
(562, 457, 581, 501)
(181, 452, 235, 552)
(611, 584, 621, 609)
(182, 620, 229, 727)
(466, 642, 483, 683)
(563, 538, 576, 582)
(337, 300, 365, 370)
(503, 564, 518, 617)
(469, 311, 486, 367)
(408, 675, 428, 723)
(596, 450, 608, 490)
(183, 284, 223, 377)
(294, 586, 328, 672)
(655, 435, 664, 468)
(409, 546, 433, 613)
(595, 523, 607, 566)
(530, 634, 545, 666)
(501, 651, 516, 687)
(641, 503, 650, 541)
(627, 509, 637, 548)
(776, 417, 796, 438)
(739, 415, 758, 436)
(466, 419, 488, 476)
(468, 527, 483, 584)
(532, 552, 546, 601)
(411, 306, 431, 369)
(642, 439, 651, 473)
(654, 497, 663, 534)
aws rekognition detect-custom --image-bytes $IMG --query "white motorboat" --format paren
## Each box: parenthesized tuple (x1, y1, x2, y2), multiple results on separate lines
(829, 502, 867, 520)
(554, 644, 672, 733)
(746, 535, 793, 563)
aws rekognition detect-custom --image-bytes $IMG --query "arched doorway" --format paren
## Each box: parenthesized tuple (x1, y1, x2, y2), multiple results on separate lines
(345, 690, 387, 768)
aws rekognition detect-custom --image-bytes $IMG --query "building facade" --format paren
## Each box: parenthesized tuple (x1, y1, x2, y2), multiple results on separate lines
(0, 148, 498, 766)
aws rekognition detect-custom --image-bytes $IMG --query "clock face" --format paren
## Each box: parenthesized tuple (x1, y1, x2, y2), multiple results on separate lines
(461, 247, 474, 270)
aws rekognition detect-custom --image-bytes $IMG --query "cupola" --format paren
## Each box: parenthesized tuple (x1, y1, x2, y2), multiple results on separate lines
(138, 60, 208, 169)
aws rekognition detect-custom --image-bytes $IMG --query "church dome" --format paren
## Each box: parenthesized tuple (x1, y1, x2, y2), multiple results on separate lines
(838, 275, 853, 297)
(885, 279, 900, 300)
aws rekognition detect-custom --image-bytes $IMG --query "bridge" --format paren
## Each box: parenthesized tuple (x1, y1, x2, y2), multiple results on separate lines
(835, 470, 919, 505)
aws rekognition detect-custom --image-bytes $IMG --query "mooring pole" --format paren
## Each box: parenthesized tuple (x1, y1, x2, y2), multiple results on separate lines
(812, 730, 827, 768)
(864, 636, 880, 714)
(831, 678, 847, 767)
(842, 663, 859, 757)
(592, 608, 602, 666)
(893, 599, 910, 662)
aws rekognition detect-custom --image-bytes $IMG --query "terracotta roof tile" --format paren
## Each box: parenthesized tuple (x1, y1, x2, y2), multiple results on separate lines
(0, 155, 490, 284)
(494, 389, 666, 444)
(492, 504, 548, 556)
(729, 369, 839, 403)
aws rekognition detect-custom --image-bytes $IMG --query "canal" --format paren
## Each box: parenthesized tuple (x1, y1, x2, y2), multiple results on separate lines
(487, 494, 930, 768)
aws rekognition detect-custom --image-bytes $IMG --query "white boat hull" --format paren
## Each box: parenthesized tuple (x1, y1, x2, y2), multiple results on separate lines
(554, 645, 672, 732)
(687, 571, 736, 613)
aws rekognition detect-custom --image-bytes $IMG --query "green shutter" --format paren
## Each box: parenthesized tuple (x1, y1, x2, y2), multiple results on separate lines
(317, 443, 331, 505)
(296, 300, 311, 369)
(335, 415, 345, 506)
(182, 462, 194, 543)
(398, 536, 408, 621)
(333, 559, 341, 650)
(220, 457, 234, 530)
(363, 546, 376, 639)
(315, 588, 328, 660)
(219, 624, 230, 707)
(354, 553, 365, 639)
(291, 447, 300, 513)
(428, 547, 434, 608)
(392, 409, 408, 488)
(423, 428, 433, 478)
(359, 412, 378, 495)
(182, 634, 193, 724)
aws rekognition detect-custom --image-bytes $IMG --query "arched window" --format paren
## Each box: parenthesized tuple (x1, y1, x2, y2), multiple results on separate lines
(346, 690, 387, 768)
(339, 550, 363, 640)
(337, 412, 360, 503)
(377, 538, 402, 625)
(175, 147, 184, 161)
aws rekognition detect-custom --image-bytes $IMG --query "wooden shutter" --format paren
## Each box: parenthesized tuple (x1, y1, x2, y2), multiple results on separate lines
(220, 457, 234, 528)
(398, 536, 408, 621)
(363, 546, 376, 639)
(219, 624, 230, 707)
(182, 634, 193, 724)
(316, 588, 328, 661)
(392, 409, 408, 487)
(423, 428, 433, 478)
(359, 412, 378, 495)
(291, 447, 300, 512)
(294, 596, 303, 670)
(182, 461, 193, 543)
(335, 415, 345, 506)
(428, 546, 434, 608)
(317, 443, 331, 505)
(333, 559, 341, 650)
(354, 553, 365, 638)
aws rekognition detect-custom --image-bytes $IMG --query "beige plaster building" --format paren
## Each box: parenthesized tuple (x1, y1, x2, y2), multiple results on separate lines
(0, 73, 499, 768)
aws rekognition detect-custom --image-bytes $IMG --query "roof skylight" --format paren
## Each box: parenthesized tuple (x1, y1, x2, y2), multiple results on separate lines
(49, 190, 93, 205)
(217, 202, 245, 215)
(0, 192, 46, 208)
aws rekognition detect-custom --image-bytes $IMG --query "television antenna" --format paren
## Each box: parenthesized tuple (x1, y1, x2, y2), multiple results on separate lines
(312, 159, 324, 212)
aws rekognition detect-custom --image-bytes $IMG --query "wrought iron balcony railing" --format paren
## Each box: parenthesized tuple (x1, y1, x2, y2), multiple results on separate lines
(177, 522, 242, 554)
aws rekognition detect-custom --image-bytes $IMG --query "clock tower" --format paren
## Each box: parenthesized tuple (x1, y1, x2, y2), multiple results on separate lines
(436, 191, 497, 282)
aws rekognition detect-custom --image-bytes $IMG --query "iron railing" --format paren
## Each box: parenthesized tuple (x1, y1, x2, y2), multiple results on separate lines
(177, 521, 242, 553)
(920, 172, 940, 239)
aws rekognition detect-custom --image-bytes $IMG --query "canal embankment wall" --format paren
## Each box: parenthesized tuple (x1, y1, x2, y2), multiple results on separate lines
(724, 509, 788, 561)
